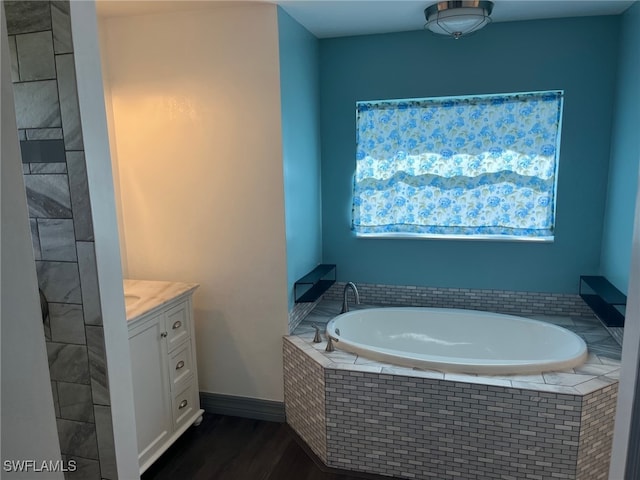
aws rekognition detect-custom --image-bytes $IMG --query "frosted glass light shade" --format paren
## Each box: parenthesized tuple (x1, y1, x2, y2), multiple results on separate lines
(425, 1, 493, 39)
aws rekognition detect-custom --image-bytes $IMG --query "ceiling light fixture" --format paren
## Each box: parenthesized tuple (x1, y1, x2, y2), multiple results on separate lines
(424, 1, 494, 39)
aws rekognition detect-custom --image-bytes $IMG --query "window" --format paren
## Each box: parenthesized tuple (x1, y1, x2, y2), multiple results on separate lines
(352, 91, 564, 241)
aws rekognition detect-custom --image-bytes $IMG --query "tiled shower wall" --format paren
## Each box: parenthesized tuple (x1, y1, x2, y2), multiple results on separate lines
(324, 281, 594, 317)
(4, 2, 117, 479)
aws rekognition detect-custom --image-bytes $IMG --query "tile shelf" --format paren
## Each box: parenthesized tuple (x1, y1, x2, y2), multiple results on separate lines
(579, 275, 626, 327)
(294, 264, 336, 303)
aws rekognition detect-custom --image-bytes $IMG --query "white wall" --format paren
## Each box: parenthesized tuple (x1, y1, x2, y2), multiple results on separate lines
(0, 7, 62, 477)
(100, 3, 289, 401)
(610, 168, 640, 477)
(70, 3, 140, 478)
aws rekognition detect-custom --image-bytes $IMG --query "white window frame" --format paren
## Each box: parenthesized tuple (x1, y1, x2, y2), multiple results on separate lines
(352, 90, 564, 242)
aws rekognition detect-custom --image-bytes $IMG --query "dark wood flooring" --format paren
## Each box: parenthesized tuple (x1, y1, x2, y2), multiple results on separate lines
(141, 414, 391, 480)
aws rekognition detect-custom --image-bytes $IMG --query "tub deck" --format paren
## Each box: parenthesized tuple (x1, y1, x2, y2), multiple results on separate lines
(293, 301, 620, 394)
(284, 300, 622, 480)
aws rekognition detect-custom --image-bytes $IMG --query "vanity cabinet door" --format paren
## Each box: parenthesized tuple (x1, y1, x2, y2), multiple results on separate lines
(128, 312, 172, 468)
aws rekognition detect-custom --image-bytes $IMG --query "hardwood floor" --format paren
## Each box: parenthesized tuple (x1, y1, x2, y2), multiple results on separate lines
(141, 414, 391, 480)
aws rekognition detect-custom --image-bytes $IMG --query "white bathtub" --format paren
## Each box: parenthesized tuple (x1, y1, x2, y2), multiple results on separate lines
(325, 307, 588, 375)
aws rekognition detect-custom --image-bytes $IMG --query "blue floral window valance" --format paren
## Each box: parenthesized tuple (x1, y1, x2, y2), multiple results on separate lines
(352, 91, 564, 240)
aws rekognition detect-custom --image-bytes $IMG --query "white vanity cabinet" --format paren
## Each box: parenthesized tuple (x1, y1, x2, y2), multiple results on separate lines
(125, 281, 203, 474)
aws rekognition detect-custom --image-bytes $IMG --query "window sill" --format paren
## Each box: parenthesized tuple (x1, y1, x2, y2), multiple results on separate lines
(354, 232, 554, 242)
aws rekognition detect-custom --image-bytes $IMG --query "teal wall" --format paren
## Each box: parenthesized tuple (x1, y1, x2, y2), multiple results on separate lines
(600, 3, 640, 295)
(319, 16, 620, 293)
(278, 8, 323, 307)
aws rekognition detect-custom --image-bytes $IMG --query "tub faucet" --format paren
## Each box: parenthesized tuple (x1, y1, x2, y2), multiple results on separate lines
(325, 333, 339, 352)
(312, 324, 322, 343)
(341, 282, 360, 314)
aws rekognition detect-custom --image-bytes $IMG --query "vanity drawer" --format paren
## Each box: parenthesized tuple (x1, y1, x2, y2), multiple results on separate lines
(172, 382, 197, 429)
(165, 302, 190, 352)
(169, 343, 193, 391)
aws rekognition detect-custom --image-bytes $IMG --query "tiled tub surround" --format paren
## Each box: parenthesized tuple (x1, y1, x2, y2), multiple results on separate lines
(284, 301, 621, 480)
(323, 282, 595, 318)
(5, 2, 115, 479)
(289, 298, 323, 333)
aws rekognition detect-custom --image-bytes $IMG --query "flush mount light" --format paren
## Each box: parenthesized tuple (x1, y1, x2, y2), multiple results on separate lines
(424, 1, 494, 39)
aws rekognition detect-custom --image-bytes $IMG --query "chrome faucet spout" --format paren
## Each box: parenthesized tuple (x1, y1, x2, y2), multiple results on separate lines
(341, 282, 360, 314)
(312, 324, 322, 343)
(325, 333, 339, 352)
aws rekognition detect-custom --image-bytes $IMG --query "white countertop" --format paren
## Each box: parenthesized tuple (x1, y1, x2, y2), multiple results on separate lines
(123, 279, 199, 322)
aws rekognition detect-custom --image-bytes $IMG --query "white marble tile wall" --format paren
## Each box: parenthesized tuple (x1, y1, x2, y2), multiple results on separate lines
(77, 242, 102, 326)
(94, 405, 117, 480)
(16, 31, 56, 81)
(55, 54, 83, 150)
(66, 152, 94, 241)
(36, 261, 81, 303)
(49, 303, 85, 345)
(29, 218, 42, 260)
(46, 343, 90, 384)
(27, 127, 63, 140)
(13, 80, 61, 128)
(4, 1, 52, 34)
(39, 219, 77, 261)
(58, 383, 94, 422)
(51, 1, 72, 54)
(56, 418, 98, 460)
(5, 2, 116, 478)
(30, 162, 67, 174)
(8, 34, 19, 81)
(24, 174, 72, 218)
(86, 326, 110, 406)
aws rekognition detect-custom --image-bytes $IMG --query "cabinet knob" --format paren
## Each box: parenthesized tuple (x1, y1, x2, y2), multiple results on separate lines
(179, 399, 188, 410)
(176, 360, 185, 370)
(172, 320, 182, 330)
(160, 332, 168, 338)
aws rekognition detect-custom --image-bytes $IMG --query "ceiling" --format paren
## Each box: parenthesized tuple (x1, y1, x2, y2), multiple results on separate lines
(279, 0, 635, 38)
(97, 0, 636, 38)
